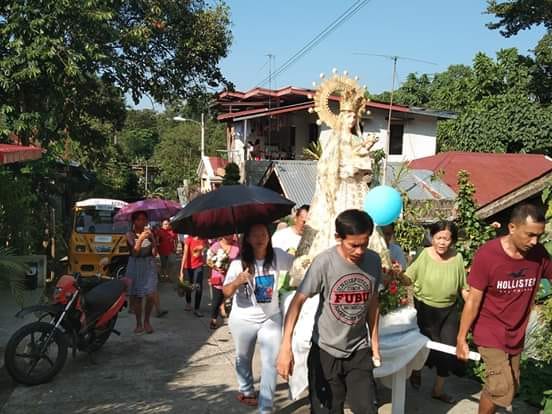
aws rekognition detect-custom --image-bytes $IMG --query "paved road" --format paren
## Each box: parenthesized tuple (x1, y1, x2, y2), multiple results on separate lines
(0, 283, 540, 414)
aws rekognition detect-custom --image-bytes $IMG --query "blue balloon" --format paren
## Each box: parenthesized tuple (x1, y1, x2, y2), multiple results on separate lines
(363, 185, 403, 226)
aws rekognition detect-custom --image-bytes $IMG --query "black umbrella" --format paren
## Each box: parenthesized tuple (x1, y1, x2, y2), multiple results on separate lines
(171, 185, 295, 238)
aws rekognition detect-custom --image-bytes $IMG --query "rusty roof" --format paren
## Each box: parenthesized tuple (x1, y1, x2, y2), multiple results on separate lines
(409, 152, 552, 207)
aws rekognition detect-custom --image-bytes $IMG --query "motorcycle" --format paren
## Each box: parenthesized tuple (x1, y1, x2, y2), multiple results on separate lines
(4, 273, 130, 385)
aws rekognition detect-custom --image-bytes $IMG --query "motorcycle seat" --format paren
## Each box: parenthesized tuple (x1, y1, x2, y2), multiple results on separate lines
(83, 279, 126, 319)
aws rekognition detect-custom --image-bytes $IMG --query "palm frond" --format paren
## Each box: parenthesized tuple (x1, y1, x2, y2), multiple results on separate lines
(302, 141, 322, 160)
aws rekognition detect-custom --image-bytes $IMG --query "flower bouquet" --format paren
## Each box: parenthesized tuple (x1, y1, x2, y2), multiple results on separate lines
(207, 247, 231, 286)
(207, 248, 231, 271)
(379, 261, 409, 315)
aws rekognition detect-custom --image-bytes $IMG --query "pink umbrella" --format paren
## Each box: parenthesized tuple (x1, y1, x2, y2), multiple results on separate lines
(114, 199, 182, 222)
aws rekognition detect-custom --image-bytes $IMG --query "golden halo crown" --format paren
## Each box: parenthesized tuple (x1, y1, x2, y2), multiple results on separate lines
(309, 70, 368, 130)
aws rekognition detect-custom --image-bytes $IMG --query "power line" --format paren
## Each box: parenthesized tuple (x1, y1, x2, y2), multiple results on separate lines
(266, 0, 371, 83)
(353, 52, 438, 67)
(256, 0, 374, 87)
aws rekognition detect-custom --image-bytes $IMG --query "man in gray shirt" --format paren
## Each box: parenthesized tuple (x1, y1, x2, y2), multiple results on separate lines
(277, 209, 381, 414)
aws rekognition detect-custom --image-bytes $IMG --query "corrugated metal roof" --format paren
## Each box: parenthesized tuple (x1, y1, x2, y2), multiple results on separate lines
(245, 160, 271, 185)
(257, 160, 455, 206)
(384, 163, 456, 201)
(269, 160, 317, 207)
(409, 152, 552, 207)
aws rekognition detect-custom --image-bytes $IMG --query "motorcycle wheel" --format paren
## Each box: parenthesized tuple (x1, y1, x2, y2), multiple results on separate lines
(4, 321, 68, 386)
(114, 265, 126, 280)
(85, 315, 118, 353)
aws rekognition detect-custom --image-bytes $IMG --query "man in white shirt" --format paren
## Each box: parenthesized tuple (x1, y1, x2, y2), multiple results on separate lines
(271, 205, 310, 255)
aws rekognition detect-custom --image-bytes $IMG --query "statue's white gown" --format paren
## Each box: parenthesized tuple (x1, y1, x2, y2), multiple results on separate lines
(283, 129, 429, 400)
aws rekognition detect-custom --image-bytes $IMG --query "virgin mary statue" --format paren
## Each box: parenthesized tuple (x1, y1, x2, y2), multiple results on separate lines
(289, 71, 390, 287)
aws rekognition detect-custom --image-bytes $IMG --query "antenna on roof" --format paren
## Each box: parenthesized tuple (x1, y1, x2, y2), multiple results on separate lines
(353, 52, 437, 184)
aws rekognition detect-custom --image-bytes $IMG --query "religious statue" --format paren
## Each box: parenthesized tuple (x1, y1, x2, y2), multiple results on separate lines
(288, 70, 390, 287)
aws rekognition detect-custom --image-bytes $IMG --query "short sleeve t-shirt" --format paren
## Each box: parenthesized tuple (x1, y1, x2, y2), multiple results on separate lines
(297, 246, 381, 359)
(271, 227, 302, 255)
(468, 238, 552, 354)
(184, 236, 206, 269)
(157, 228, 177, 256)
(224, 248, 293, 323)
(405, 248, 467, 308)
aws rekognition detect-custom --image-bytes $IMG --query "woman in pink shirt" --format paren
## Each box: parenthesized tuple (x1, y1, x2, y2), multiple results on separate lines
(207, 235, 239, 329)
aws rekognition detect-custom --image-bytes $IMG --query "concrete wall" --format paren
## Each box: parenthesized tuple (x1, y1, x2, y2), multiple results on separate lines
(363, 108, 437, 162)
(226, 107, 438, 163)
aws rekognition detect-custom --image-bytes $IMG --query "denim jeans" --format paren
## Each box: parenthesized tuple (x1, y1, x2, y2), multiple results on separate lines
(185, 267, 203, 310)
(228, 313, 282, 413)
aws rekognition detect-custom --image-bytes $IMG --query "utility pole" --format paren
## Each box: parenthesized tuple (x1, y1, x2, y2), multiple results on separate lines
(383, 56, 398, 185)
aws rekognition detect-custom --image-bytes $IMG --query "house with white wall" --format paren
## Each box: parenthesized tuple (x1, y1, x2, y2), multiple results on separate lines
(216, 87, 454, 177)
(197, 156, 228, 193)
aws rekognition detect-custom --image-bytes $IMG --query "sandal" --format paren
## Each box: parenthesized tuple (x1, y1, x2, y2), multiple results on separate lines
(431, 393, 456, 405)
(134, 327, 145, 335)
(144, 324, 154, 334)
(235, 392, 258, 407)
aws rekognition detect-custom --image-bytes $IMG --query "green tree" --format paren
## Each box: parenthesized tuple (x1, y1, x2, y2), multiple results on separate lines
(486, 0, 552, 104)
(153, 117, 226, 198)
(437, 49, 552, 155)
(223, 162, 241, 185)
(394, 73, 432, 107)
(117, 109, 161, 161)
(428, 64, 474, 112)
(486, 0, 552, 37)
(91, 144, 141, 201)
(455, 170, 495, 267)
(0, 1, 232, 148)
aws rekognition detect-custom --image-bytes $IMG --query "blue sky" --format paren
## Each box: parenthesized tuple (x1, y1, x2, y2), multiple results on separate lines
(131, 0, 545, 109)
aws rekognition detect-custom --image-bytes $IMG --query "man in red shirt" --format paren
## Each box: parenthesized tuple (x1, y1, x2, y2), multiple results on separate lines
(457, 204, 552, 413)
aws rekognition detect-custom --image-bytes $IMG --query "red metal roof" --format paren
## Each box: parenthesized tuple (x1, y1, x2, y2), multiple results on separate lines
(0, 143, 43, 165)
(216, 86, 410, 121)
(409, 152, 552, 207)
(218, 102, 314, 121)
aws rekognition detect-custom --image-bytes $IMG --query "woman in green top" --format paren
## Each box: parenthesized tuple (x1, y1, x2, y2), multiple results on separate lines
(405, 220, 468, 404)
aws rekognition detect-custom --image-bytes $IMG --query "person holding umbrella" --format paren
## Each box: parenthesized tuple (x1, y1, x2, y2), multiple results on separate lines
(126, 211, 159, 334)
(223, 223, 293, 412)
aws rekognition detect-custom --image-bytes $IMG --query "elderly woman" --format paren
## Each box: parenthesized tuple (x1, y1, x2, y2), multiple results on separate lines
(223, 223, 293, 413)
(405, 220, 468, 404)
(126, 211, 159, 334)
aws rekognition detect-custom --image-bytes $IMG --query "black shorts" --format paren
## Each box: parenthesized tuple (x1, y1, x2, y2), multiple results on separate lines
(307, 343, 377, 414)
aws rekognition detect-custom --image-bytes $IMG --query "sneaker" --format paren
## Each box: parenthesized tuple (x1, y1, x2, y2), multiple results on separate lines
(193, 310, 203, 318)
